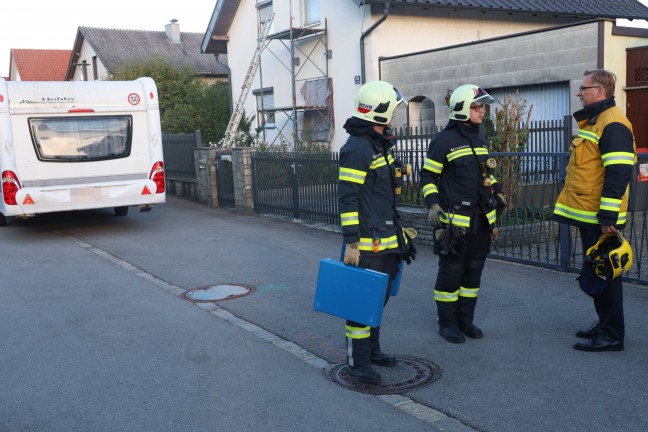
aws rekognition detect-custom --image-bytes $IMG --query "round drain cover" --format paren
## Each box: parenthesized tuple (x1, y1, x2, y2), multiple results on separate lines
(182, 284, 254, 302)
(325, 355, 440, 395)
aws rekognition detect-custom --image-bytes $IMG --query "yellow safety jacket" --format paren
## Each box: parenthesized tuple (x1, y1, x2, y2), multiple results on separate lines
(553, 98, 636, 228)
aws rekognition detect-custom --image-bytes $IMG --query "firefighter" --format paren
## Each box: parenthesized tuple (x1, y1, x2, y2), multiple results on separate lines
(553, 69, 636, 352)
(338, 80, 416, 384)
(420, 84, 505, 344)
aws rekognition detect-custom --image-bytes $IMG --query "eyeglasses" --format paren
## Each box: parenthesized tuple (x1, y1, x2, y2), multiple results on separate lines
(470, 105, 485, 112)
(579, 85, 601, 91)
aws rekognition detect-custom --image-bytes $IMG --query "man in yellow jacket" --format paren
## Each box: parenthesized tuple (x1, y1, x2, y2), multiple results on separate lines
(553, 69, 636, 352)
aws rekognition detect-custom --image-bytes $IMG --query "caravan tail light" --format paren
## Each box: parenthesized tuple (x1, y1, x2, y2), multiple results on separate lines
(2, 170, 21, 205)
(149, 161, 165, 193)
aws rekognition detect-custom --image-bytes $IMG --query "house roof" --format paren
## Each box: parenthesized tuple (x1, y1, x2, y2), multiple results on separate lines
(202, 0, 648, 54)
(10, 49, 72, 81)
(69, 26, 228, 79)
(361, 0, 648, 20)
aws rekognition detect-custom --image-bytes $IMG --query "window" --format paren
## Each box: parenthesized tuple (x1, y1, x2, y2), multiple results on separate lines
(253, 88, 275, 128)
(303, 0, 320, 26)
(407, 96, 435, 132)
(258, 1, 274, 34)
(29, 116, 132, 162)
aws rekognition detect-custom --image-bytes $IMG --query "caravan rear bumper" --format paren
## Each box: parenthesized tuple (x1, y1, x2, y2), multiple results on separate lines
(4, 179, 165, 216)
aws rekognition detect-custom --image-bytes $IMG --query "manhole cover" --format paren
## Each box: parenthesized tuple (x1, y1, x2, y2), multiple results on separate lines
(324, 355, 441, 395)
(181, 284, 255, 302)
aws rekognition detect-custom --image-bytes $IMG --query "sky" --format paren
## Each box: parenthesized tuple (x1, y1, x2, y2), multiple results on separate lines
(1, 0, 217, 77)
(2, 0, 648, 78)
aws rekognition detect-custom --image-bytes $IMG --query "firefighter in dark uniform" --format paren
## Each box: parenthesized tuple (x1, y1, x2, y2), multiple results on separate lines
(338, 80, 416, 384)
(553, 69, 636, 352)
(420, 84, 505, 344)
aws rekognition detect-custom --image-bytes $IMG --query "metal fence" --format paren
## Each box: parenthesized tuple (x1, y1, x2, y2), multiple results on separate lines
(250, 146, 648, 285)
(252, 152, 340, 225)
(161, 132, 201, 181)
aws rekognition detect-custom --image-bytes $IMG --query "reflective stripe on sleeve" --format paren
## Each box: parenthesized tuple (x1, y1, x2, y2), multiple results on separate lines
(340, 211, 359, 226)
(339, 167, 367, 184)
(422, 183, 438, 197)
(601, 151, 636, 167)
(423, 157, 443, 174)
(600, 197, 622, 212)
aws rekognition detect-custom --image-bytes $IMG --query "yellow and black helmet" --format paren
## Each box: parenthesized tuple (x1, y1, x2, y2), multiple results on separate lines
(585, 232, 633, 280)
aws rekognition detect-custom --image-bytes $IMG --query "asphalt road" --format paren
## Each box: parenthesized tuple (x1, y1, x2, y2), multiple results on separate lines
(1, 196, 647, 431)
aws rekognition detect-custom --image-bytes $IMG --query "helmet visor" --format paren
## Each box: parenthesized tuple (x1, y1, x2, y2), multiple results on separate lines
(474, 87, 494, 105)
(393, 86, 407, 106)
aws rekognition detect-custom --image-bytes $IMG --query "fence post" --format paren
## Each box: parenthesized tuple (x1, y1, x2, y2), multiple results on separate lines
(232, 147, 255, 214)
(194, 146, 218, 207)
(557, 150, 571, 270)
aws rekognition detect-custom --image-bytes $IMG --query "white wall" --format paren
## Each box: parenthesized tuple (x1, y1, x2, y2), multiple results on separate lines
(227, 1, 584, 150)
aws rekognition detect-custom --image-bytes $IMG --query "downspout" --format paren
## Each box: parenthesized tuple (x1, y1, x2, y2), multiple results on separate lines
(360, 2, 390, 84)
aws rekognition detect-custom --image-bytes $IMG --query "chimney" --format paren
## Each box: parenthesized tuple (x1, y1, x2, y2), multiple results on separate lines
(165, 19, 181, 43)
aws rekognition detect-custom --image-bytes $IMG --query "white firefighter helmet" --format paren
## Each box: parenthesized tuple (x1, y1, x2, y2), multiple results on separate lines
(449, 84, 494, 121)
(353, 80, 407, 125)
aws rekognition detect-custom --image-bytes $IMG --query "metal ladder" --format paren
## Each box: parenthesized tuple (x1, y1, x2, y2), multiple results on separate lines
(222, 14, 274, 147)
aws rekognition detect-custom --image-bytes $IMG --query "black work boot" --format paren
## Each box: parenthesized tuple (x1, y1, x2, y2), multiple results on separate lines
(437, 300, 465, 343)
(369, 326, 397, 367)
(459, 322, 483, 339)
(347, 364, 381, 384)
(439, 326, 466, 343)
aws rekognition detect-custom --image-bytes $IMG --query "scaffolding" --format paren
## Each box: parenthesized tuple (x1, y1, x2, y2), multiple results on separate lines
(255, 1, 331, 149)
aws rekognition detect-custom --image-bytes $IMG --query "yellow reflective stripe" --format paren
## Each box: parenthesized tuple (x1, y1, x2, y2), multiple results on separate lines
(340, 212, 359, 226)
(578, 129, 600, 144)
(346, 325, 371, 339)
(339, 167, 367, 184)
(555, 203, 627, 224)
(601, 151, 636, 167)
(618, 212, 628, 224)
(434, 290, 459, 302)
(370, 158, 387, 170)
(439, 212, 471, 227)
(358, 235, 399, 251)
(423, 158, 443, 174)
(473, 148, 488, 155)
(490, 175, 498, 185)
(422, 183, 438, 197)
(554, 203, 599, 223)
(600, 197, 621, 210)
(486, 209, 496, 225)
(459, 286, 479, 298)
(447, 148, 474, 162)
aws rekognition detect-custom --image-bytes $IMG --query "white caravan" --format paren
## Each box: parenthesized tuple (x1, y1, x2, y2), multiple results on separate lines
(0, 77, 165, 225)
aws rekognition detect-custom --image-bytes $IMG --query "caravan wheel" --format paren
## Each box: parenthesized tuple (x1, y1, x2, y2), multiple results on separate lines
(114, 206, 129, 217)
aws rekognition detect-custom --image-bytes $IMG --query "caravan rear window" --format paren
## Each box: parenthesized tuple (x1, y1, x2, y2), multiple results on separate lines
(29, 116, 133, 162)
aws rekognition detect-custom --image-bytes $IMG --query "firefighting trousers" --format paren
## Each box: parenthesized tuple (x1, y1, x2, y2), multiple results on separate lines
(580, 226, 625, 340)
(434, 218, 491, 328)
(346, 253, 400, 368)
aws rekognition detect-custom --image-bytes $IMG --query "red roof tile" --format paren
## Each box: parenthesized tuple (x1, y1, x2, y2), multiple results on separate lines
(10, 49, 72, 81)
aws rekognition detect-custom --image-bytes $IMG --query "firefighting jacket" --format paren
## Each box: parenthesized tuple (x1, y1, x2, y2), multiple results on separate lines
(553, 98, 636, 228)
(420, 120, 502, 232)
(338, 117, 407, 256)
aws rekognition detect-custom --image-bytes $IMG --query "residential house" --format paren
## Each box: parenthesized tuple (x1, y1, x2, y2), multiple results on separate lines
(201, 0, 648, 151)
(66, 21, 228, 83)
(8, 49, 72, 81)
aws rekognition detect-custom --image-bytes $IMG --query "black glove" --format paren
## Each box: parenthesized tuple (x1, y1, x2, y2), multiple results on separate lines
(401, 242, 417, 265)
(400, 228, 417, 265)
